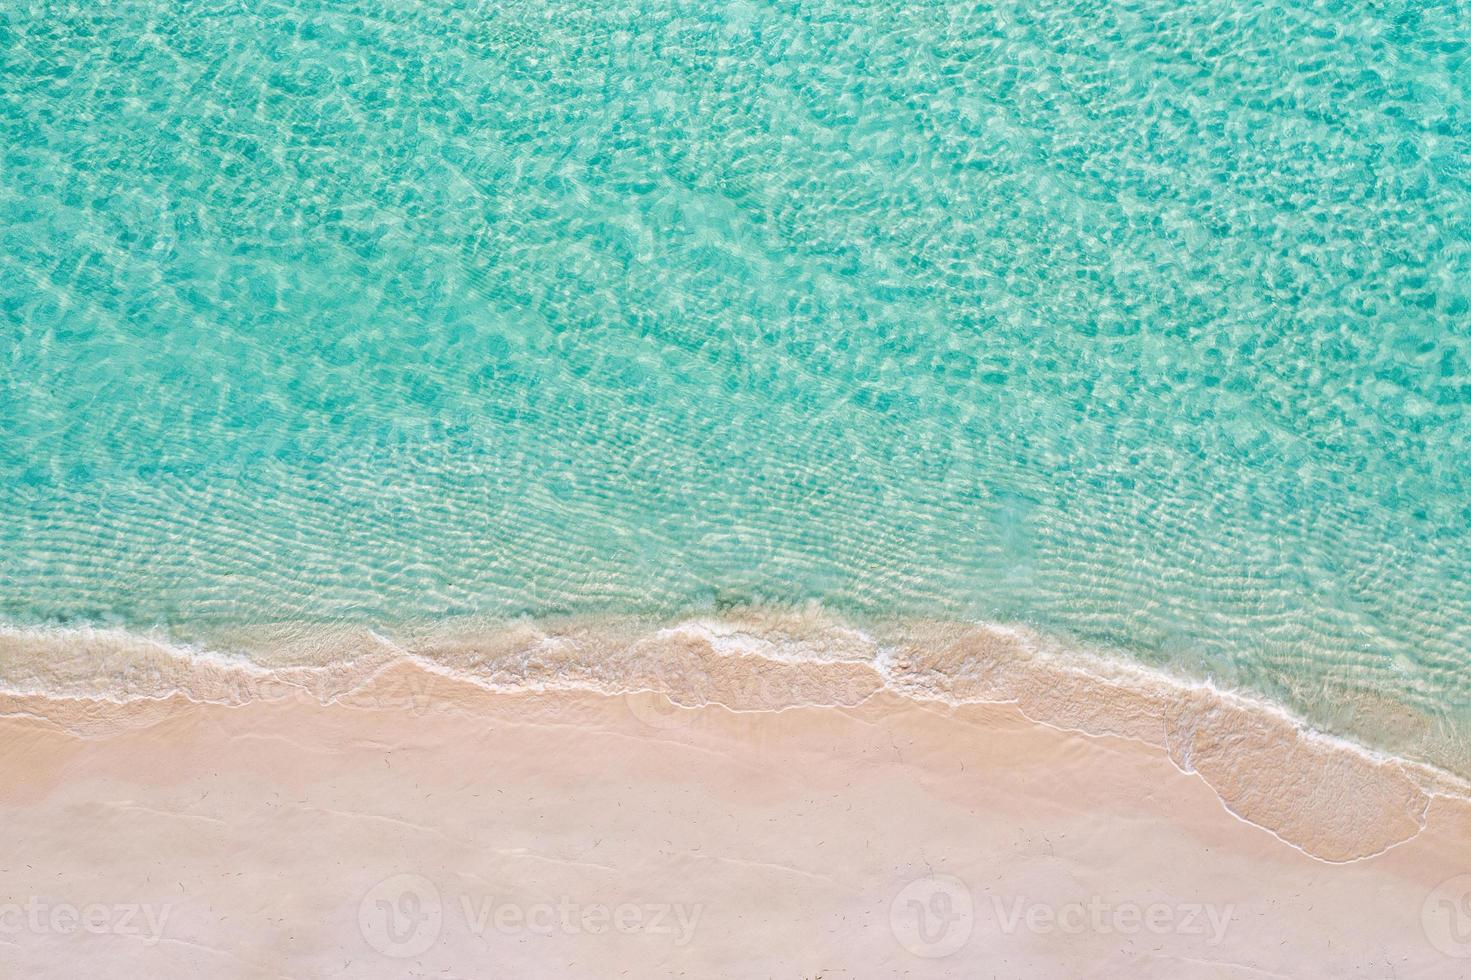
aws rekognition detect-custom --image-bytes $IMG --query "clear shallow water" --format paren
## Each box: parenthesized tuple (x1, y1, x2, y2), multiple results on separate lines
(2, 0, 1469, 754)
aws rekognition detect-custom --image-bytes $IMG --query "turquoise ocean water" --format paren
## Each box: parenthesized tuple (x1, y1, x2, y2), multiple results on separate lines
(2, 0, 1469, 761)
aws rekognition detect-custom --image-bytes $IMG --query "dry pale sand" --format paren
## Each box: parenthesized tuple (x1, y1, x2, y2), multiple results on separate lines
(1, 661, 1470, 979)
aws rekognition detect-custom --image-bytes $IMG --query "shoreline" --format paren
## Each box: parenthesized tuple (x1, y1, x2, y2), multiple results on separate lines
(1, 609, 1468, 865)
(2, 673, 1470, 976)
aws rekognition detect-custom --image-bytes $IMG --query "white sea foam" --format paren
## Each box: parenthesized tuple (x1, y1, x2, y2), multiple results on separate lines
(1, 610, 1467, 863)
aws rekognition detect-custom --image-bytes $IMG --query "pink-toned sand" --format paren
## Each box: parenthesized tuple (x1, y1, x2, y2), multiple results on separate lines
(1, 661, 1469, 979)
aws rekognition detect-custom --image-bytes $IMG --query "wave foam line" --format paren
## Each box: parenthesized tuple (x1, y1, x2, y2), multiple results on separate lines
(0, 610, 1467, 863)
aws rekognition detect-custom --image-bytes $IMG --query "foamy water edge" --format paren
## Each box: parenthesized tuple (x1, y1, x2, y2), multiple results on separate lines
(1, 609, 1467, 864)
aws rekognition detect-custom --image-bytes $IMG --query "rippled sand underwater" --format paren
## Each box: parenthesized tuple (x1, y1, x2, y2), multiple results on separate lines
(2, 0, 1470, 771)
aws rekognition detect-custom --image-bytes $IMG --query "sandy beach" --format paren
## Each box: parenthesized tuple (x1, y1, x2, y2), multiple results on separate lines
(2, 655, 1469, 979)
(7, 0, 1469, 974)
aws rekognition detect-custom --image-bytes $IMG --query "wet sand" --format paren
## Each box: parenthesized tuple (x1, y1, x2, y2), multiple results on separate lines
(2, 661, 1470, 978)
